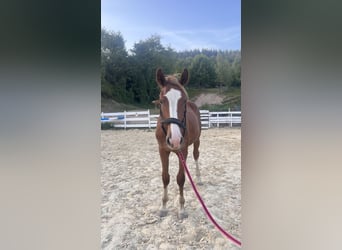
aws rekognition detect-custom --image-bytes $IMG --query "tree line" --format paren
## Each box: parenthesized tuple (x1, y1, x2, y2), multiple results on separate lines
(101, 28, 241, 105)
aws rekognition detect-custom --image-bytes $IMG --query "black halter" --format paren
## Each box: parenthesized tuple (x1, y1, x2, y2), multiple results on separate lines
(160, 102, 187, 137)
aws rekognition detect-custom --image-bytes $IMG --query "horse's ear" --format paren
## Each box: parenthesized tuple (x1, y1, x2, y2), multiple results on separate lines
(156, 68, 166, 87)
(180, 68, 189, 85)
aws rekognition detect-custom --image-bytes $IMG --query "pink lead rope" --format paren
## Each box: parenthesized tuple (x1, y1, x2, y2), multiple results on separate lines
(177, 151, 242, 248)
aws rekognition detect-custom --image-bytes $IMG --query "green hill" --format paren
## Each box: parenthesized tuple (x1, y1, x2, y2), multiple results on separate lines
(101, 87, 240, 113)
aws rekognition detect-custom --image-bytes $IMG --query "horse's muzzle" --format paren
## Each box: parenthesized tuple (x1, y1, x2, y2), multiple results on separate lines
(166, 135, 184, 150)
(161, 118, 186, 150)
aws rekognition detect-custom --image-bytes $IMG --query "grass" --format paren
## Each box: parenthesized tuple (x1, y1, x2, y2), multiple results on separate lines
(187, 86, 240, 97)
(101, 98, 145, 112)
(200, 100, 241, 111)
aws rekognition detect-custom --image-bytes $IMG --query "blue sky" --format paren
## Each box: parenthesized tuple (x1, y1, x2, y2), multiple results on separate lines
(101, 0, 241, 52)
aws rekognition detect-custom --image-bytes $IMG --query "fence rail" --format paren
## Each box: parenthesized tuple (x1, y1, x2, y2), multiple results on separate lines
(101, 109, 241, 129)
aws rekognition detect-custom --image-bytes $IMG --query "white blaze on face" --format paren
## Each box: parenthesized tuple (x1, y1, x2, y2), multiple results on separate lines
(165, 88, 182, 147)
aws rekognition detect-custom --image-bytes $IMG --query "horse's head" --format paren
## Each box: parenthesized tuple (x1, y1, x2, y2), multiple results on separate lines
(156, 68, 189, 151)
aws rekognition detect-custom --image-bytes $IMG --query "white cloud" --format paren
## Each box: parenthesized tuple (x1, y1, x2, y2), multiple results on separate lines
(160, 27, 241, 51)
(101, 10, 240, 51)
(101, 0, 240, 51)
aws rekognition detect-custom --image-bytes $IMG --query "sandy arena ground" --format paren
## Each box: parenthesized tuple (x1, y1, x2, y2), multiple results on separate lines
(101, 128, 241, 249)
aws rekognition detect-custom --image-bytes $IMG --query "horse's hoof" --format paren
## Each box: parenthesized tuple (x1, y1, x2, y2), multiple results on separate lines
(178, 210, 188, 219)
(159, 209, 168, 217)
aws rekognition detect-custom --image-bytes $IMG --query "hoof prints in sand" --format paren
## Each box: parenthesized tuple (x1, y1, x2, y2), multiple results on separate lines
(101, 128, 241, 249)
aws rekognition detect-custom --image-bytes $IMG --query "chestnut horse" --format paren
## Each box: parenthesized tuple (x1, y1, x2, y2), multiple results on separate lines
(155, 68, 201, 219)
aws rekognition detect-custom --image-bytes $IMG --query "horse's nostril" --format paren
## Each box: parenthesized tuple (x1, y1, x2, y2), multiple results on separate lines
(166, 137, 172, 147)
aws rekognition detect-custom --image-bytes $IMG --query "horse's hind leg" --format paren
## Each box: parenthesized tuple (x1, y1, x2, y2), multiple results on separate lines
(193, 139, 202, 185)
(159, 148, 170, 217)
(177, 148, 188, 219)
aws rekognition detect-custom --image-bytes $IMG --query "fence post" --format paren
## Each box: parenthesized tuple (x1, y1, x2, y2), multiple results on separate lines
(229, 108, 232, 127)
(124, 110, 127, 130)
(208, 112, 211, 128)
(217, 112, 219, 128)
(148, 109, 151, 129)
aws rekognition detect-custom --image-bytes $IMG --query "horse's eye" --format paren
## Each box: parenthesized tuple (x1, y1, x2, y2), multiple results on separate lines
(159, 100, 163, 104)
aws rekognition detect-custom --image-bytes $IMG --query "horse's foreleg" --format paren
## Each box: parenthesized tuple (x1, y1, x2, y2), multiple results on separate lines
(193, 139, 202, 185)
(159, 148, 170, 217)
(177, 148, 188, 219)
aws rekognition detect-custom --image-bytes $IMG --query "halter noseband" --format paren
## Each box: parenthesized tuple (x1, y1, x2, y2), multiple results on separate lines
(160, 102, 187, 137)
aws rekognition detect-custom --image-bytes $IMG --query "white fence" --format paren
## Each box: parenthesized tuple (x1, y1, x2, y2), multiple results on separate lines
(101, 110, 241, 129)
(206, 111, 242, 128)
